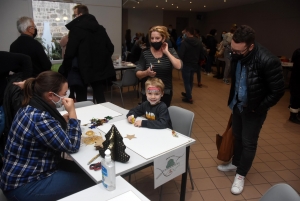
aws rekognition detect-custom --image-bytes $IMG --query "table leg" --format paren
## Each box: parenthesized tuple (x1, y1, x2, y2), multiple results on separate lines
(180, 146, 190, 201)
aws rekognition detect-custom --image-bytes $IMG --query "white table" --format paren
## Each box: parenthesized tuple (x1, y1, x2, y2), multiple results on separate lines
(64, 102, 195, 201)
(59, 176, 150, 201)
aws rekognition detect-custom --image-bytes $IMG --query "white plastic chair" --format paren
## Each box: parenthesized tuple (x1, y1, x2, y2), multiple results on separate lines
(111, 69, 138, 107)
(260, 183, 300, 201)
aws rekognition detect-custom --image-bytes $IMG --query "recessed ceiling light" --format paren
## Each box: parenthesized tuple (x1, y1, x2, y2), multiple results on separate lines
(190, 1, 192, 3)
(177, 6, 178, 8)
(133, 7, 135, 8)
(172, 3, 173, 5)
(204, 5, 206, 7)
(137, 2, 139, 3)
(224, 0, 226, 2)
(190, 9, 192, 11)
(156, 5, 158, 7)
(162, 8, 164, 9)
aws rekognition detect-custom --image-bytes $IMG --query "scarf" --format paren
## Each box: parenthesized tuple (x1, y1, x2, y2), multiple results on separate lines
(29, 94, 67, 130)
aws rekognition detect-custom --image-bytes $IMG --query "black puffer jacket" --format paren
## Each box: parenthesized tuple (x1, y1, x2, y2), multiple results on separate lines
(62, 14, 115, 84)
(228, 43, 285, 113)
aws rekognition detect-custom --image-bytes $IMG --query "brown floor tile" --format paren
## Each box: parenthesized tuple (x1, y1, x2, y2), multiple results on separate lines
(257, 153, 276, 162)
(269, 152, 289, 161)
(211, 176, 232, 189)
(260, 171, 284, 183)
(261, 146, 280, 153)
(200, 189, 225, 201)
(218, 188, 245, 201)
(194, 178, 216, 190)
(203, 143, 217, 151)
(253, 183, 272, 195)
(241, 185, 262, 200)
(290, 168, 300, 178)
(184, 191, 204, 201)
(252, 162, 272, 172)
(282, 151, 300, 160)
(189, 159, 202, 169)
(204, 167, 226, 177)
(199, 158, 218, 168)
(159, 192, 180, 200)
(275, 170, 299, 181)
(246, 173, 268, 185)
(286, 180, 300, 193)
(279, 160, 300, 170)
(190, 168, 209, 179)
(265, 161, 286, 171)
(193, 150, 212, 159)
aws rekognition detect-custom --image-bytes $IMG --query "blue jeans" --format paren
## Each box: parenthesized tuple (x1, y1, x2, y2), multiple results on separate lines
(205, 55, 214, 73)
(4, 163, 94, 201)
(231, 106, 267, 176)
(182, 65, 196, 99)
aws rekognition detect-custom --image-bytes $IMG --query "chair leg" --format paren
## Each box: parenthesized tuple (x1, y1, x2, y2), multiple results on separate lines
(128, 174, 131, 183)
(187, 164, 194, 190)
(119, 87, 124, 107)
(159, 185, 163, 201)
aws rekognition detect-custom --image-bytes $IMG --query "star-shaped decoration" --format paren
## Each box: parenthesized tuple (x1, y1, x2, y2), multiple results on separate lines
(124, 134, 136, 140)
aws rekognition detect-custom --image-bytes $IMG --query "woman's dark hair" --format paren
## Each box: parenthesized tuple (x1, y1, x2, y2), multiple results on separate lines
(209, 29, 217, 36)
(74, 4, 89, 15)
(232, 25, 255, 47)
(185, 27, 195, 36)
(22, 71, 67, 106)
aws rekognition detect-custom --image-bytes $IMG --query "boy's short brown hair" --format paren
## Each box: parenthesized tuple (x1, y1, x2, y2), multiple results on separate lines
(145, 78, 165, 92)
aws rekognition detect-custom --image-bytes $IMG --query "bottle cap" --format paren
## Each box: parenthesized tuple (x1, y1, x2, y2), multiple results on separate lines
(105, 149, 111, 162)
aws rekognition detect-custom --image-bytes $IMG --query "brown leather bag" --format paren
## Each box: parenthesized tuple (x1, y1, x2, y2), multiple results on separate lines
(216, 114, 234, 162)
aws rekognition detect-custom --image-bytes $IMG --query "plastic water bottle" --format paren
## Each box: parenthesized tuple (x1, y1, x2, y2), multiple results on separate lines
(102, 149, 116, 191)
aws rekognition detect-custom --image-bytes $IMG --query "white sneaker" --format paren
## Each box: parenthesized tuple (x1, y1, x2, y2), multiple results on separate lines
(217, 162, 237, 172)
(231, 174, 245, 195)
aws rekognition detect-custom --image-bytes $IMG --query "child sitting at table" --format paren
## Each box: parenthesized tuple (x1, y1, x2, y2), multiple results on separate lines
(127, 78, 172, 129)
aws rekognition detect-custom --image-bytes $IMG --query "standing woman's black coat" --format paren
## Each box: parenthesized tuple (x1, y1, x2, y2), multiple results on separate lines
(290, 48, 300, 99)
(62, 14, 115, 84)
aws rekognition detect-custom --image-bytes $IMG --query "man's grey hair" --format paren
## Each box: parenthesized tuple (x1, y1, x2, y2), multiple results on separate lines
(17, 16, 33, 33)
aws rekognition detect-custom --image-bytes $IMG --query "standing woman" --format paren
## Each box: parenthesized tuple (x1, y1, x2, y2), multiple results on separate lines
(136, 26, 182, 107)
(0, 71, 93, 201)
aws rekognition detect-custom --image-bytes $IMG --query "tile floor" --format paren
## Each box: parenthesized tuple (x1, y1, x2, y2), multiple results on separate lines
(106, 68, 300, 201)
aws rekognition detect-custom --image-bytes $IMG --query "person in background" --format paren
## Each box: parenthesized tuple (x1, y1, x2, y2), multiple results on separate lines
(288, 48, 300, 124)
(10, 17, 51, 77)
(217, 25, 284, 195)
(62, 4, 115, 103)
(60, 34, 68, 59)
(127, 78, 172, 129)
(125, 29, 132, 51)
(213, 31, 226, 79)
(204, 29, 218, 75)
(136, 25, 182, 107)
(0, 71, 94, 201)
(179, 27, 204, 104)
(194, 29, 206, 87)
(168, 24, 178, 50)
(223, 27, 236, 84)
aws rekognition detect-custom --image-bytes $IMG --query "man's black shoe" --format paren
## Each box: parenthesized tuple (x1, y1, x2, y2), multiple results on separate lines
(181, 92, 187, 97)
(182, 98, 193, 104)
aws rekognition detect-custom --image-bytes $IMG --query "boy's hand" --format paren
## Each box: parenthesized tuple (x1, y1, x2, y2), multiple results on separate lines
(128, 115, 135, 124)
(134, 120, 142, 127)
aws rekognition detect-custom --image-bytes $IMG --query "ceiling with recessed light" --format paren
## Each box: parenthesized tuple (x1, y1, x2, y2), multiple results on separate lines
(122, 0, 267, 12)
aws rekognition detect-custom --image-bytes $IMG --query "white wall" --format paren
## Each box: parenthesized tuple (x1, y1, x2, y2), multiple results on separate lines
(128, 9, 163, 37)
(0, 0, 33, 51)
(0, 0, 122, 55)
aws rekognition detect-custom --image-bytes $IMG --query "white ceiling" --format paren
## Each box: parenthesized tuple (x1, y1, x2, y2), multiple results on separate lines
(122, 0, 267, 12)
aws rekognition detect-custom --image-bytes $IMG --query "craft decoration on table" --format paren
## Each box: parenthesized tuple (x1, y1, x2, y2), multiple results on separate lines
(124, 134, 136, 140)
(172, 130, 178, 137)
(89, 116, 113, 128)
(98, 125, 130, 163)
(130, 115, 135, 124)
(81, 130, 104, 146)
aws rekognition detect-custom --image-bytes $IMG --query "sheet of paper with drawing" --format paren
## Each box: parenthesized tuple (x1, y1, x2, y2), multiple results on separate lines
(59, 104, 122, 125)
(98, 118, 192, 160)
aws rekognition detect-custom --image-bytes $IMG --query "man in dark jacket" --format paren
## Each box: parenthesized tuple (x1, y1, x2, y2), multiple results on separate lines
(10, 17, 51, 77)
(217, 25, 284, 195)
(204, 29, 217, 75)
(62, 5, 115, 103)
(178, 27, 204, 104)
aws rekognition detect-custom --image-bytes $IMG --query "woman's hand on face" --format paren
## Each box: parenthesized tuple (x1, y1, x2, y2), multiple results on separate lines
(62, 98, 75, 113)
(161, 42, 169, 54)
(146, 67, 156, 77)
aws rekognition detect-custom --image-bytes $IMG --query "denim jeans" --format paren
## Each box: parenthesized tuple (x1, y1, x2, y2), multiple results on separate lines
(182, 65, 196, 100)
(232, 106, 267, 176)
(4, 161, 94, 201)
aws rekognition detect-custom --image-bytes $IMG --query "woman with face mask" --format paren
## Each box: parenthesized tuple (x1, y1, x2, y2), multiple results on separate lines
(136, 26, 182, 107)
(0, 71, 94, 201)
